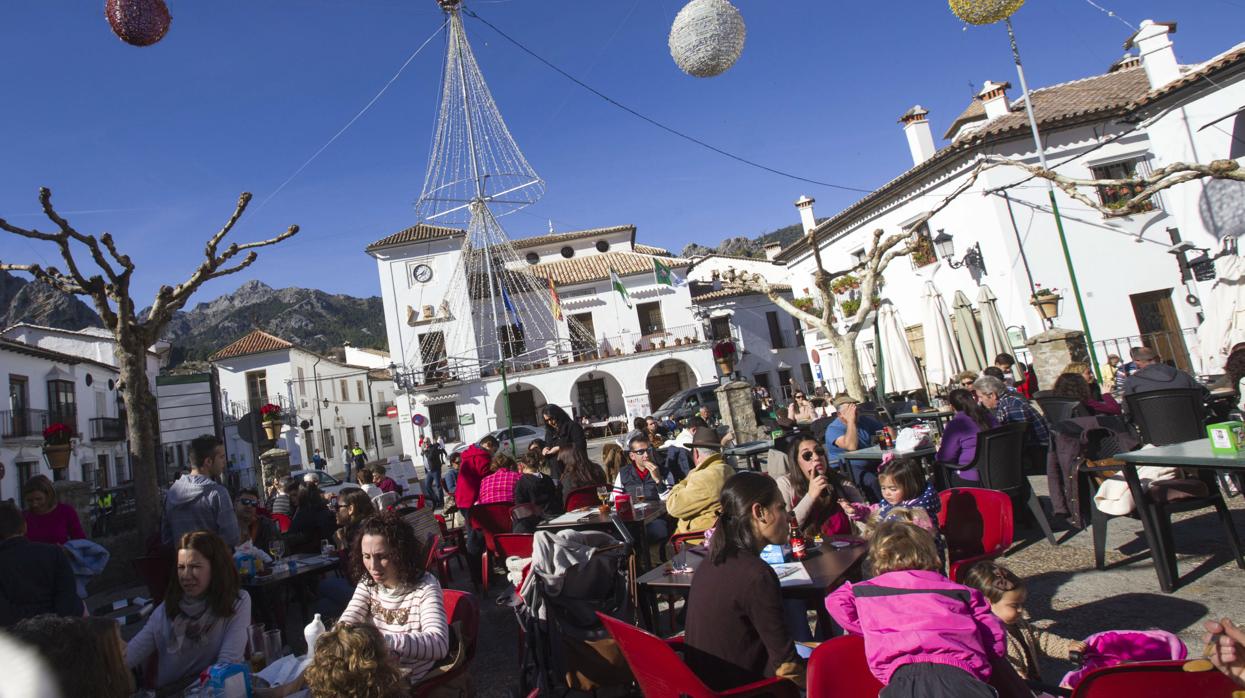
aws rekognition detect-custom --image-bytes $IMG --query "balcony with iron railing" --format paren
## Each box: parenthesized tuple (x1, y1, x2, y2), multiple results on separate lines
(222, 394, 299, 425)
(392, 322, 712, 392)
(1, 408, 49, 440)
(90, 417, 126, 442)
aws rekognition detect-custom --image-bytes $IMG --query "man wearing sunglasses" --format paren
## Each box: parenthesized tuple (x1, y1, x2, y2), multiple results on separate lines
(610, 436, 672, 539)
(234, 488, 277, 555)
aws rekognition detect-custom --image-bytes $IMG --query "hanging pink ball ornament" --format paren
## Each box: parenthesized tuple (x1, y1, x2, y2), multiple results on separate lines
(105, 0, 172, 47)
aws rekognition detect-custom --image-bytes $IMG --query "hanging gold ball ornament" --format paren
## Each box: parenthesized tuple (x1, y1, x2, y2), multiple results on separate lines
(668, 0, 746, 78)
(948, 0, 1025, 25)
(105, 0, 172, 46)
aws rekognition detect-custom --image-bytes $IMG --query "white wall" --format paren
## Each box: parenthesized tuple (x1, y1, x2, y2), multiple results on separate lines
(2, 324, 165, 390)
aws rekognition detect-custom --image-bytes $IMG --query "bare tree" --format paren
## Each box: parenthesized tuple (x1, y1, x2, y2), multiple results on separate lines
(733, 157, 1244, 401)
(0, 188, 298, 541)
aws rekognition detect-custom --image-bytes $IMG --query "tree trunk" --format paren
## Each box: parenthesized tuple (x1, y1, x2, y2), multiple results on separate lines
(119, 341, 162, 545)
(832, 332, 867, 403)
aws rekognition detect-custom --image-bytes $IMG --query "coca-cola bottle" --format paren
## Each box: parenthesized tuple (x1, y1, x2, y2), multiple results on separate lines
(789, 515, 807, 561)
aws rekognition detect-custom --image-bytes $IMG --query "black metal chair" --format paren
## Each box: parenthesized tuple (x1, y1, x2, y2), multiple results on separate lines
(939, 422, 1056, 545)
(1034, 392, 1081, 426)
(1107, 389, 1245, 591)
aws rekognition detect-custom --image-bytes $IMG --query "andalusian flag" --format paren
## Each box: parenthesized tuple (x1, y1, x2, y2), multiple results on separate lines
(610, 268, 632, 308)
(546, 275, 563, 321)
(653, 257, 674, 286)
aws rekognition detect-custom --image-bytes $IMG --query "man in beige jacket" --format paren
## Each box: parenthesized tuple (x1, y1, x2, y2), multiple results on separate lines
(665, 429, 734, 533)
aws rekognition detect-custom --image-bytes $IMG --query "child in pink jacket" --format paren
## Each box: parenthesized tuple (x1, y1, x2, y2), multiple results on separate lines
(825, 520, 1006, 697)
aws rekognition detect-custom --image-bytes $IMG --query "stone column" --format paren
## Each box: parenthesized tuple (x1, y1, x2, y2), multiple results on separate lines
(1024, 328, 1090, 390)
(259, 448, 291, 493)
(716, 380, 762, 444)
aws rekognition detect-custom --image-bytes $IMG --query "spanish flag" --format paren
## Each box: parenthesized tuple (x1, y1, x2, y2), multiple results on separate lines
(547, 275, 563, 321)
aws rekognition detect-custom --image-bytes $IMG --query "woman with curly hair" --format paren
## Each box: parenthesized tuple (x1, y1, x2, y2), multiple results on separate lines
(304, 623, 405, 698)
(1060, 362, 1121, 415)
(338, 512, 448, 684)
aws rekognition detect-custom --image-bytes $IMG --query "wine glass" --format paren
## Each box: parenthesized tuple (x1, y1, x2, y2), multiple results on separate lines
(269, 539, 285, 562)
(596, 486, 610, 508)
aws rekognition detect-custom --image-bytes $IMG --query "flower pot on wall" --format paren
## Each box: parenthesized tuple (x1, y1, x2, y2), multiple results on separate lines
(263, 420, 282, 441)
(1031, 295, 1062, 321)
(43, 444, 71, 470)
(716, 358, 735, 376)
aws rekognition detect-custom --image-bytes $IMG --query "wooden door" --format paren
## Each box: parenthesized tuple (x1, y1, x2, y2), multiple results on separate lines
(1129, 290, 1192, 371)
(503, 389, 538, 428)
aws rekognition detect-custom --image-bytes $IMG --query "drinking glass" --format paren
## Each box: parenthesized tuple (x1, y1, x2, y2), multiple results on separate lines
(595, 486, 610, 507)
(264, 628, 283, 664)
(269, 539, 285, 562)
(630, 485, 646, 504)
(320, 539, 334, 557)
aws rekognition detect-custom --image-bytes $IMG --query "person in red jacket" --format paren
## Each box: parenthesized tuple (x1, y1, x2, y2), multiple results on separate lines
(455, 435, 498, 585)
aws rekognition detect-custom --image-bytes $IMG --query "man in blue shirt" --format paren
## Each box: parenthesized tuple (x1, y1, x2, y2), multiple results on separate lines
(823, 395, 885, 501)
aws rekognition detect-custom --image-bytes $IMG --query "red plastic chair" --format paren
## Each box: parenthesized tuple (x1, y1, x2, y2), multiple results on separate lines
(807, 635, 882, 698)
(413, 589, 481, 697)
(938, 488, 1014, 582)
(271, 513, 291, 533)
(1069, 660, 1240, 697)
(468, 502, 514, 589)
(493, 533, 535, 591)
(596, 612, 800, 697)
(564, 485, 602, 511)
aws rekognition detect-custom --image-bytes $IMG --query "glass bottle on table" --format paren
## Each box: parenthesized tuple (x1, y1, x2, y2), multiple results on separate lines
(789, 515, 807, 561)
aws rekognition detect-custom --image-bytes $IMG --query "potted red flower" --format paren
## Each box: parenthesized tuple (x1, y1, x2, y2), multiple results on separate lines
(713, 340, 737, 376)
(259, 403, 283, 441)
(42, 422, 73, 469)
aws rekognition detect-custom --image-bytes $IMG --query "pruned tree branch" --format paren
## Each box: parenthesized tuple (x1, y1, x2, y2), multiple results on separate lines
(983, 156, 1245, 217)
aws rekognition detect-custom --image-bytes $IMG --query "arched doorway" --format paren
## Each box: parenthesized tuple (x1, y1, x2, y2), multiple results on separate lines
(572, 371, 624, 422)
(494, 383, 548, 428)
(646, 359, 697, 412)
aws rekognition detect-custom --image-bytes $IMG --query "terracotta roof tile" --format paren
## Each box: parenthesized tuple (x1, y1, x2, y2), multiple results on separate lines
(1128, 44, 1245, 110)
(943, 99, 986, 140)
(209, 329, 294, 361)
(527, 251, 691, 285)
(365, 223, 465, 253)
(634, 243, 672, 256)
(512, 225, 635, 250)
(691, 284, 792, 302)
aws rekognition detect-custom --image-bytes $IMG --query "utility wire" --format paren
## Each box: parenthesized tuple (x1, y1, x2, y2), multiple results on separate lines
(462, 8, 878, 195)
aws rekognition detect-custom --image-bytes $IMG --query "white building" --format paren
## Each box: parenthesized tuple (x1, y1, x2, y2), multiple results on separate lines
(1, 338, 130, 501)
(369, 220, 825, 453)
(774, 21, 1245, 390)
(2, 323, 170, 389)
(208, 330, 401, 476)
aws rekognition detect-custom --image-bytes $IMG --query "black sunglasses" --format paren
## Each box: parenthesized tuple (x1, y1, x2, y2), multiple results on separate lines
(799, 446, 827, 462)
(630, 448, 650, 455)
(239, 498, 258, 507)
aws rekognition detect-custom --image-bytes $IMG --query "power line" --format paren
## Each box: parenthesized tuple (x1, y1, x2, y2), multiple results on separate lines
(461, 8, 878, 195)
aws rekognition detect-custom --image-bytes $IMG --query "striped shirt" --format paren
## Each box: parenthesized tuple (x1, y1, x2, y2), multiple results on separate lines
(338, 573, 449, 683)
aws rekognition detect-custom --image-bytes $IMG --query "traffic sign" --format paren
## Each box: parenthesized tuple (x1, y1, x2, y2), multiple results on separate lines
(810, 349, 821, 364)
(412, 413, 428, 427)
(386, 406, 399, 418)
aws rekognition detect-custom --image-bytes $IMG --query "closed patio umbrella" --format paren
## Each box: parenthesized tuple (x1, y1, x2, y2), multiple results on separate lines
(977, 285, 1020, 381)
(952, 290, 987, 373)
(1196, 253, 1245, 374)
(922, 282, 964, 389)
(875, 301, 923, 395)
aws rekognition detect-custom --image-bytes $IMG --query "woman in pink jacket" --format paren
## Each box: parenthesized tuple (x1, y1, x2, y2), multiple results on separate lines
(825, 520, 1006, 696)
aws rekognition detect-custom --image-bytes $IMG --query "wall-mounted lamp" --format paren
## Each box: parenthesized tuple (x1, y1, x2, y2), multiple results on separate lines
(933, 229, 987, 275)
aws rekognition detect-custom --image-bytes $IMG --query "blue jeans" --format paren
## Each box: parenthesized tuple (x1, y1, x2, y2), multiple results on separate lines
(424, 469, 444, 508)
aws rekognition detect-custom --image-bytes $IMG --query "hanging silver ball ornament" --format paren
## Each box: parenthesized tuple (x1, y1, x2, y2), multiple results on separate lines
(948, 0, 1025, 25)
(105, 0, 172, 47)
(1200, 178, 1245, 239)
(668, 0, 746, 78)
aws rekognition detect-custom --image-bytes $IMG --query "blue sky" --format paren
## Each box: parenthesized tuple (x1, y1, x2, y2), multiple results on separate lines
(1, 1, 1241, 305)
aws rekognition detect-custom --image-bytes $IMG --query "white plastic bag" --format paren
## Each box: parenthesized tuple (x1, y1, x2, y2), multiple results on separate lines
(895, 425, 932, 453)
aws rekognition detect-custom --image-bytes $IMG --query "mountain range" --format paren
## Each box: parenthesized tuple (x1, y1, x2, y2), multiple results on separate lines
(0, 222, 803, 366)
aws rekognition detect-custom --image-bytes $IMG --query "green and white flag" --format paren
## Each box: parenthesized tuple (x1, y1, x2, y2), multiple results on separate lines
(610, 268, 632, 308)
(653, 257, 674, 286)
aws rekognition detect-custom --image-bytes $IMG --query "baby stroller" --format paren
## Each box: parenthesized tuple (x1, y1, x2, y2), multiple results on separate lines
(515, 517, 636, 696)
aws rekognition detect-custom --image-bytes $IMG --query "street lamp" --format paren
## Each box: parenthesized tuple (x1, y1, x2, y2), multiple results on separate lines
(932, 230, 987, 275)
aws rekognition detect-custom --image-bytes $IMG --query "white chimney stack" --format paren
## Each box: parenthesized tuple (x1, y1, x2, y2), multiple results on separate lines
(764, 242, 783, 261)
(977, 81, 1012, 121)
(1127, 20, 1179, 90)
(898, 106, 936, 166)
(794, 195, 817, 235)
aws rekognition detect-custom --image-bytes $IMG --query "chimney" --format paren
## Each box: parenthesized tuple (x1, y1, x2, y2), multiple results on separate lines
(764, 242, 783, 261)
(1126, 20, 1179, 90)
(1108, 52, 1142, 73)
(897, 105, 936, 166)
(794, 195, 816, 235)
(977, 81, 1012, 121)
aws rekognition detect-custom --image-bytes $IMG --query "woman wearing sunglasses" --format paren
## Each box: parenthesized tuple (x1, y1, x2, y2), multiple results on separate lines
(775, 437, 860, 540)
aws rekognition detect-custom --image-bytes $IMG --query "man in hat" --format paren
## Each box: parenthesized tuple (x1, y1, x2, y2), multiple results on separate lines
(823, 395, 885, 501)
(664, 428, 733, 534)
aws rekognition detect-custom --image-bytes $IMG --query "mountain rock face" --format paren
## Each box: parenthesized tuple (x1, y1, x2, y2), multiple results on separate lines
(0, 271, 103, 331)
(680, 221, 810, 259)
(159, 280, 387, 365)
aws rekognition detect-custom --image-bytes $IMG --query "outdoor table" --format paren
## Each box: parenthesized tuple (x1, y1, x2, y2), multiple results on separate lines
(244, 553, 341, 639)
(724, 439, 773, 471)
(1113, 440, 1245, 592)
(891, 409, 954, 436)
(846, 444, 937, 462)
(634, 536, 868, 631)
(539, 501, 668, 570)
